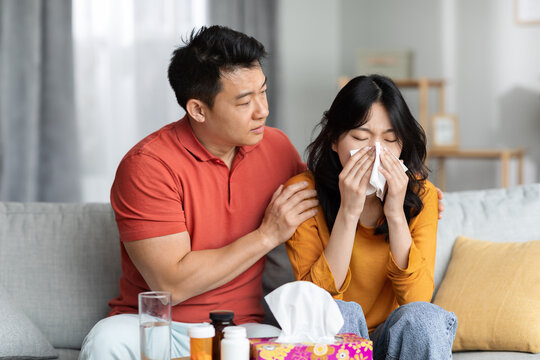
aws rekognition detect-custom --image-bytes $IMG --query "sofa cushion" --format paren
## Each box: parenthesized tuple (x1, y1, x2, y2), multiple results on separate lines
(434, 183, 540, 296)
(433, 236, 540, 353)
(0, 285, 58, 359)
(0, 202, 121, 350)
(55, 348, 79, 360)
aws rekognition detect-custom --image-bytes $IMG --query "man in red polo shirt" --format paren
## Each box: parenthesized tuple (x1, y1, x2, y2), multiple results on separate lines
(80, 25, 318, 359)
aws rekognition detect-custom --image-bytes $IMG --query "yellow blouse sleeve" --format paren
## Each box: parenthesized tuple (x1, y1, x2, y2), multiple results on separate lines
(386, 180, 439, 305)
(286, 216, 352, 298)
(284, 173, 351, 298)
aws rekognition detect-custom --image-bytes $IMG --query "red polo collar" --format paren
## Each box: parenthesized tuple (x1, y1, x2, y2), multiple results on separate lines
(174, 116, 260, 162)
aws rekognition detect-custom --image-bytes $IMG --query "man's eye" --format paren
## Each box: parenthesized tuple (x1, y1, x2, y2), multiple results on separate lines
(238, 101, 250, 106)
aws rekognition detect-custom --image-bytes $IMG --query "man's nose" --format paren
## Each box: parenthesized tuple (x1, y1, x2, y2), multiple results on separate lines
(254, 97, 269, 119)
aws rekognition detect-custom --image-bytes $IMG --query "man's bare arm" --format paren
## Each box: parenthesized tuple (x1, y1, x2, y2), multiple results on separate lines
(124, 181, 318, 305)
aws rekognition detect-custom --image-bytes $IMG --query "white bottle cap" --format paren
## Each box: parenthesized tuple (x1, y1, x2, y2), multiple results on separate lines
(223, 326, 247, 338)
(188, 324, 215, 338)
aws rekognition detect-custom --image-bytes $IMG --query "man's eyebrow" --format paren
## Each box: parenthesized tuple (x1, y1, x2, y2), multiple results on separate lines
(235, 77, 267, 100)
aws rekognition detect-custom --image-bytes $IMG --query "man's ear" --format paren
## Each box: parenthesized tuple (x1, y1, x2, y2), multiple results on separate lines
(186, 99, 206, 123)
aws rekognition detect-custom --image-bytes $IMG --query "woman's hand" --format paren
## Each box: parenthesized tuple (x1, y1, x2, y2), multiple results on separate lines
(325, 146, 374, 289)
(338, 146, 375, 220)
(379, 147, 409, 220)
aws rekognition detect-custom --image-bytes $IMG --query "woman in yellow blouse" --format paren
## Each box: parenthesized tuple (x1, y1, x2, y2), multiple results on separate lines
(285, 75, 457, 360)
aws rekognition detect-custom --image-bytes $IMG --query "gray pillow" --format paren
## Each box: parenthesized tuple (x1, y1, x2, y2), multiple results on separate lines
(0, 287, 58, 359)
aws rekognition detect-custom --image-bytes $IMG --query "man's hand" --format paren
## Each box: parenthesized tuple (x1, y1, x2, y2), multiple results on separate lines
(125, 180, 317, 306)
(258, 181, 319, 248)
(436, 187, 444, 219)
(123, 182, 317, 306)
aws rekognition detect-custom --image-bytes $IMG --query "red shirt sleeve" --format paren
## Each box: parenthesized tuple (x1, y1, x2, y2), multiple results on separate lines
(110, 153, 187, 242)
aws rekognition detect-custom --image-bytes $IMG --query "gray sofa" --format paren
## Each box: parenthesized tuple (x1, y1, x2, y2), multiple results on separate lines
(1, 183, 540, 359)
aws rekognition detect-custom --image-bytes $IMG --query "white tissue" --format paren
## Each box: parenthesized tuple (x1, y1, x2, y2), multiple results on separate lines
(350, 141, 408, 201)
(264, 281, 343, 344)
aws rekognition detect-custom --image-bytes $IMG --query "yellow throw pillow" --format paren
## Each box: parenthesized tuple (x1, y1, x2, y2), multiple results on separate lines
(433, 236, 540, 353)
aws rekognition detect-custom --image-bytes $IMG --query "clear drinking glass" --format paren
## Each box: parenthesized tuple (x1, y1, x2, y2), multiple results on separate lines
(139, 291, 172, 360)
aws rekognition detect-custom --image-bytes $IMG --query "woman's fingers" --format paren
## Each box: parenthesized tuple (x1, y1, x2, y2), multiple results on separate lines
(381, 148, 402, 172)
(340, 147, 373, 183)
(351, 150, 375, 182)
(359, 161, 374, 189)
(342, 147, 372, 174)
(343, 150, 375, 190)
(379, 148, 408, 192)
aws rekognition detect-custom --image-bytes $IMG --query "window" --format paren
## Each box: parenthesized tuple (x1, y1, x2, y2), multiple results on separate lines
(73, 0, 207, 202)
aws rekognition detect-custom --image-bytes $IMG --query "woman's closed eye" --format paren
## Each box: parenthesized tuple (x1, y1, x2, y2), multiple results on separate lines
(352, 136, 368, 141)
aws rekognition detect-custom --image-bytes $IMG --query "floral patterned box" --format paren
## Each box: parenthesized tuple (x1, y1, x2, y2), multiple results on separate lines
(249, 333, 372, 360)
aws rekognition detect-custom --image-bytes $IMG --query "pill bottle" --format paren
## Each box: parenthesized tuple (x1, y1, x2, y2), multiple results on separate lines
(188, 324, 215, 360)
(221, 326, 249, 360)
(209, 310, 235, 360)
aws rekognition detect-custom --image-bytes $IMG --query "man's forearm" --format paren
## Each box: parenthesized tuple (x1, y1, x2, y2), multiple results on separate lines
(167, 229, 275, 305)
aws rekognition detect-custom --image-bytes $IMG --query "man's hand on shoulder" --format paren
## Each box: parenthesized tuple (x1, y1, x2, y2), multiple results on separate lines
(258, 181, 319, 248)
(436, 187, 444, 220)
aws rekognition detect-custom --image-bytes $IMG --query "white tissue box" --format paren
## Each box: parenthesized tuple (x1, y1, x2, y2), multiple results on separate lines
(249, 333, 372, 360)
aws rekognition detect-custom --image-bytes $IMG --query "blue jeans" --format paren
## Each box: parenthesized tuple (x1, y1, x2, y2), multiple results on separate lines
(336, 300, 457, 360)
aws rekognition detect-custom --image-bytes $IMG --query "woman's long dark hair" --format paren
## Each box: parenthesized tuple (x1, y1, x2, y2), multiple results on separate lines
(306, 74, 428, 238)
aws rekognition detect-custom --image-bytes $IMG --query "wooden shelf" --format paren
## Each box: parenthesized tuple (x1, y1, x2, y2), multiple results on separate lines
(427, 148, 525, 190)
(393, 78, 445, 87)
(338, 77, 445, 88)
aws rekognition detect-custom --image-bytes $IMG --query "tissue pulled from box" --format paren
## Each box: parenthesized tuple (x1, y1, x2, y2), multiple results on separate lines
(350, 141, 408, 201)
(264, 281, 344, 344)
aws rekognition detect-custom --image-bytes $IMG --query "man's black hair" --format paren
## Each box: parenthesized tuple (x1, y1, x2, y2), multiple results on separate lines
(168, 25, 267, 110)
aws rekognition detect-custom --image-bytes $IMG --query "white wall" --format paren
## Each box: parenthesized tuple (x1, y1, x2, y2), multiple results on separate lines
(447, 0, 540, 190)
(339, 0, 443, 79)
(276, 0, 341, 159)
(277, 0, 540, 190)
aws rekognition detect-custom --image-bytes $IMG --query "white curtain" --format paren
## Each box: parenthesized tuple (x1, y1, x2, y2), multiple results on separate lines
(73, 0, 207, 202)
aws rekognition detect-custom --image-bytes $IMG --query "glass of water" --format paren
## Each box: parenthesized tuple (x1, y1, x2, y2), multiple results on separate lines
(139, 291, 172, 360)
